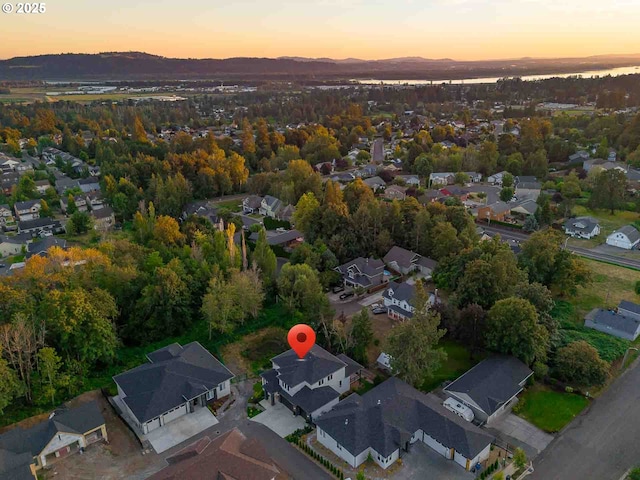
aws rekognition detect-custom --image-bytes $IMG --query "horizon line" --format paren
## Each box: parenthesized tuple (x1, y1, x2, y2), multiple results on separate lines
(3, 50, 640, 63)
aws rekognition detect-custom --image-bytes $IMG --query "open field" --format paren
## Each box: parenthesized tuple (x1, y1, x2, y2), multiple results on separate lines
(515, 384, 589, 433)
(568, 258, 640, 318)
(571, 206, 640, 241)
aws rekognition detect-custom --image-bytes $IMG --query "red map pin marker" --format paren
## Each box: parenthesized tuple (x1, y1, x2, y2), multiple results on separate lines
(288, 324, 316, 359)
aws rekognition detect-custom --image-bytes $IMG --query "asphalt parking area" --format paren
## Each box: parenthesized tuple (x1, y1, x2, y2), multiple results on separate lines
(487, 413, 553, 457)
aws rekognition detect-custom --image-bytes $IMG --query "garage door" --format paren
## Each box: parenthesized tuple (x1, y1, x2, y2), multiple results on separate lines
(145, 417, 161, 433)
(162, 404, 188, 425)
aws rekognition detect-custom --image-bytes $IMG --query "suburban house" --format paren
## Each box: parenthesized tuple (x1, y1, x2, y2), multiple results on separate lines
(34, 180, 51, 195)
(476, 202, 511, 222)
(259, 196, 283, 218)
(14, 200, 42, 221)
(429, 172, 455, 186)
(384, 185, 407, 200)
(439, 186, 470, 202)
(0, 401, 107, 478)
(0, 203, 16, 230)
(584, 301, 640, 341)
(363, 176, 386, 191)
(250, 229, 303, 250)
(0, 233, 31, 258)
(91, 206, 116, 231)
(509, 199, 538, 217)
(1, 172, 20, 195)
(487, 171, 509, 186)
(383, 246, 437, 277)
(382, 281, 416, 321)
(606, 225, 640, 250)
(148, 428, 286, 480)
(18, 218, 63, 238)
(113, 342, 234, 435)
(564, 217, 601, 239)
(569, 150, 590, 163)
(335, 257, 386, 290)
(260, 345, 362, 422)
(26, 237, 67, 259)
(78, 177, 100, 193)
(315, 377, 493, 471)
(60, 195, 88, 213)
(396, 175, 420, 186)
(181, 201, 223, 230)
(242, 195, 263, 214)
(443, 356, 533, 424)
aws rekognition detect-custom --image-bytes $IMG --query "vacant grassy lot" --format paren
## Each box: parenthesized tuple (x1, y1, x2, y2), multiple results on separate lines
(421, 340, 480, 392)
(571, 206, 639, 243)
(568, 258, 640, 319)
(216, 199, 243, 213)
(515, 385, 589, 433)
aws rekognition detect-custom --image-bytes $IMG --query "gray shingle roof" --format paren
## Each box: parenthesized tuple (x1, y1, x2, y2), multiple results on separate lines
(114, 342, 234, 423)
(444, 357, 532, 416)
(615, 225, 640, 244)
(271, 345, 347, 386)
(382, 281, 415, 304)
(619, 301, 640, 318)
(18, 217, 61, 231)
(336, 354, 363, 378)
(383, 246, 419, 271)
(336, 257, 384, 287)
(0, 400, 105, 473)
(280, 385, 340, 415)
(316, 377, 493, 459)
(26, 237, 67, 258)
(14, 199, 40, 211)
(587, 309, 640, 335)
(564, 217, 599, 235)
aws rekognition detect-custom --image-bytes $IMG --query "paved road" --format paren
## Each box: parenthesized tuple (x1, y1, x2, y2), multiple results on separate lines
(481, 225, 640, 270)
(530, 359, 640, 480)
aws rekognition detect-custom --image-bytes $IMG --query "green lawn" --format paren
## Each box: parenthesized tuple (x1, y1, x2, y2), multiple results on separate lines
(421, 340, 480, 392)
(215, 200, 243, 213)
(515, 385, 589, 433)
(570, 206, 640, 246)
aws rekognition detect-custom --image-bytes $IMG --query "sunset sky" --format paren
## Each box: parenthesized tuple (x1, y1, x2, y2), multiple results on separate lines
(1, 0, 639, 60)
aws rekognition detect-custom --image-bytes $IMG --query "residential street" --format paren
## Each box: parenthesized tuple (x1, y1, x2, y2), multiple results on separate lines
(530, 358, 640, 480)
(481, 225, 640, 270)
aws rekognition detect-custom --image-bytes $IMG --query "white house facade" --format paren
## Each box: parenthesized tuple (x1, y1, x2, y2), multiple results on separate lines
(113, 342, 234, 435)
(606, 225, 640, 250)
(316, 377, 493, 471)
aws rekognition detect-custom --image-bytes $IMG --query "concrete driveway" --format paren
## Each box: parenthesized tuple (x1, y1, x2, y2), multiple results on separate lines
(486, 413, 553, 458)
(146, 408, 219, 454)
(395, 441, 474, 480)
(250, 400, 306, 437)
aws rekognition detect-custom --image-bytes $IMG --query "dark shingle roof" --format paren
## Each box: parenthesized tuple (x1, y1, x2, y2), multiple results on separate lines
(271, 345, 347, 386)
(444, 357, 532, 416)
(382, 281, 415, 304)
(280, 386, 340, 415)
(587, 309, 640, 335)
(18, 217, 61, 231)
(14, 199, 40, 211)
(26, 237, 67, 258)
(564, 216, 599, 235)
(316, 377, 493, 459)
(114, 342, 234, 423)
(619, 301, 640, 318)
(336, 354, 363, 378)
(383, 246, 419, 270)
(336, 257, 384, 287)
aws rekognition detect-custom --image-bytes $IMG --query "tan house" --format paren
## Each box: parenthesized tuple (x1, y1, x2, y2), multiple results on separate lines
(0, 401, 107, 478)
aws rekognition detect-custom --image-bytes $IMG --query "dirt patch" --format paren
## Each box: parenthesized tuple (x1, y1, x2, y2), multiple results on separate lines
(43, 391, 165, 480)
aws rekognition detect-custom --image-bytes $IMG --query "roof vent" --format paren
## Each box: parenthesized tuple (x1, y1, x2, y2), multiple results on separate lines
(377, 399, 381, 405)
(345, 419, 349, 425)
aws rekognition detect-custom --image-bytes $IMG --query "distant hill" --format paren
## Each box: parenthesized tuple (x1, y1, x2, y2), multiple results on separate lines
(2, 51, 640, 81)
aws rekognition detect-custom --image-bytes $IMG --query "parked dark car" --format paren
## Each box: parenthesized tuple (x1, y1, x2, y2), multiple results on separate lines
(372, 306, 387, 315)
(332, 285, 345, 294)
(339, 291, 354, 300)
